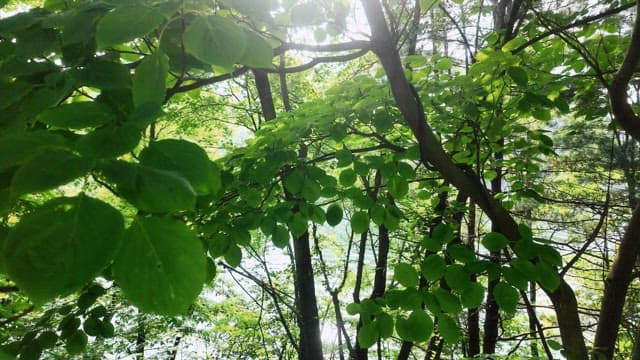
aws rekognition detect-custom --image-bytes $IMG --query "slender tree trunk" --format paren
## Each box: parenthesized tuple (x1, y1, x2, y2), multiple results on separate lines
(467, 200, 480, 356)
(253, 68, 324, 360)
(528, 282, 539, 358)
(359, 1, 588, 358)
(483, 147, 504, 354)
(135, 316, 145, 360)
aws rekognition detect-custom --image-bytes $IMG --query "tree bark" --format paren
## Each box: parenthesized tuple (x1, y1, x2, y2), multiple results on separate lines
(593, 205, 640, 359)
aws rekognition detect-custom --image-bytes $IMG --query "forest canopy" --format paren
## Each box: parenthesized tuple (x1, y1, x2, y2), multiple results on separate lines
(1, 0, 640, 359)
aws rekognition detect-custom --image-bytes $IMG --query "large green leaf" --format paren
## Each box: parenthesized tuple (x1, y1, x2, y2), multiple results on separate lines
(76, 123, 142, 159)
(433, 288, 462, 314)
(37, 102, 116, 129)
(460, 282, 485, 309)
(396, 309, 433, 342)
(183, 15, 247, 68)
(421, 254, 446, 282)
(139, 139, 220, 196)
(3, 195, 124, 305)
(481, 232, 509, 252)
(325, 204, 343, 226)
(72, 60, 131, 90)
(133, 50, 169, 108)
(444, 264, 470, 289)
(113, 216, 206, 315)
(0, 131, 66, 171)
(437, 314, 461, 343)
(11, 149, 93, 197)
(96, 5, 165, 49)
(394, 263, 419, 288)
(351, 211, 369, 234)
(357, 322, 378, 349)
(100, 161, 196, 213)
(493, 281, 519, 315)
(237, 29, 273, 68)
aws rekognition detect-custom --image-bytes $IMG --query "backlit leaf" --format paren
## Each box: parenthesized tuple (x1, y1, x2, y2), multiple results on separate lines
(394, 263, 419, 288)
(139, 139, 220, 196)
(113, 216, 206, 315)
(96, 5, 165, 49)
(4, 195, 124, 305)
(183, 15, 246, 68)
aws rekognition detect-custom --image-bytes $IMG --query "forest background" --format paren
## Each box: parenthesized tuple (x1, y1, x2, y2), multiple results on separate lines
(1, 0, 640, 359)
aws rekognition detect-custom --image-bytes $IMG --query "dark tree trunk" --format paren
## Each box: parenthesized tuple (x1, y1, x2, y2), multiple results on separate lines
(593, 206, 640, 359)
(466, 201, 480, 356)
(483, 149, 504, 354)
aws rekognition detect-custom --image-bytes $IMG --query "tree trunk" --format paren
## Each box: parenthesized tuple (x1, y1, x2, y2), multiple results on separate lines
(593, 205, 640, 359)
(253, 68, 324, 360)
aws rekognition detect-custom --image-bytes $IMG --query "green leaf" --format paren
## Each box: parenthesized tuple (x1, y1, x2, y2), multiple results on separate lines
(4, 195, 124, 305)
(481, 232, 509, 252)
(96, 5, 165, 49)
(388, 176, 409, 199)
(422, 235, 442, 252)
(11, 149, 92, 197)
(224, 243, 242, 267)
(346, 302, 361, 315)
(535, 262, 561, 291)
(432, 223, 454, 243)
(351, 211, 369, 234)
(396, 309, 433, 342)
(289, 212, 308, 237)
(339, 169, 357, 187)
(435, 57, 453, 71)
(183, 15, 247, 68)
(437, 314, 460, 343)
(101, 161, 197, 213)
(460, 282, 485, 308)
(507, 66, 528, 87)
(300, 179, 321, 202)
(447, 244, 476, 263)
(421, 254, 446, 282)
(357, 322, 378, 349)
(284, 169, 305, 194)
(237, 29, 273, 68)
(537, 244, 563, 266)
(326, 204, 343, 226)
(394, 263, 419, 288)
(548, 339, 563, 350)
(113, 216, 206, 315)
(72, 60, 132, 90)
(375, 313, 394, 338)
(502, 265, 528, 290)
(65, 331, 87, 355)
(335, 148, 352, 167)
(139, 139, 220, 196)
(493, 281, 519, 315)
(36, 331, 58, 349)
(133, 50, 169, 108)
(0, 131, 66, 171)
(272, 225, 290, 248)
(37, 102, 116, 129)
(444, 264, 470, 289)
(76, 123, 143, 159)
(433, 288, 462, 314)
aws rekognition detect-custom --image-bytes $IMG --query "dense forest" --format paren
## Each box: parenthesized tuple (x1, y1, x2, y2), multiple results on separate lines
(1, 0, 639, 359)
